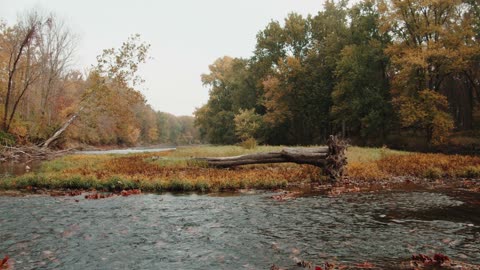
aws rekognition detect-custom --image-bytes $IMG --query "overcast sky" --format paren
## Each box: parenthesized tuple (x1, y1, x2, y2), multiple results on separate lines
(0, 0, 326, 116)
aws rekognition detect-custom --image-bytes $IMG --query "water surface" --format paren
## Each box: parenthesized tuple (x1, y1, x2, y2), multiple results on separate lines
(0, 190, 478, 269)
(75, 147, 176, 155)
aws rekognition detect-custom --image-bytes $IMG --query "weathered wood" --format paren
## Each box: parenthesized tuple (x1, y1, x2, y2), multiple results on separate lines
(199, 147, 328, 168)
(0, 145, 72, 162)
(42, 106, 84, 149)
(199, 135, 348, 181)
(325, 135, 348, 181)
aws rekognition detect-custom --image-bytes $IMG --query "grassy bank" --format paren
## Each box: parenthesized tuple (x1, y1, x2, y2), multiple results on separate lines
(1, 145, 479, 193)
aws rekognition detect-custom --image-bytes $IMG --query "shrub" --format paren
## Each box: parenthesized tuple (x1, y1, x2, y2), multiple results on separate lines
(460, 166, 480, 178)
(423, 167, 443, 179)
(240, 137, 257, 149)
(0, 131, 15, 146)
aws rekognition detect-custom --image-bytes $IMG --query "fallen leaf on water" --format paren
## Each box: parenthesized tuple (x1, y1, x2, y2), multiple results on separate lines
(120, 189, 142, 196)
(355, 261, 374, 268)
(433, 253, 450, 264)
(270, 264, 279, 270)
(0, 256, 9, 269)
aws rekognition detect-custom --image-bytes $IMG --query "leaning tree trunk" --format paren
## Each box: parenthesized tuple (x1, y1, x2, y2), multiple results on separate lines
(198, 135, 348, 182)
(42, 106, 85, 149)
(41, 112, 78, 149)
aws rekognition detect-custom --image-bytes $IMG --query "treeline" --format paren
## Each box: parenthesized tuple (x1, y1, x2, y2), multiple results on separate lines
(0, 11, 200, 148)
(195, 0, 480, 148)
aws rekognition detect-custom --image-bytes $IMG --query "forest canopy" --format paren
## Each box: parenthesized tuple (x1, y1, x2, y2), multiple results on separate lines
(195, 0, 480, 148)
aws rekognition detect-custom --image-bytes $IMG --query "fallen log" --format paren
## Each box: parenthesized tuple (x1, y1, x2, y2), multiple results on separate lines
(199, 147, 328, 167)
(198, 135, 348, 181)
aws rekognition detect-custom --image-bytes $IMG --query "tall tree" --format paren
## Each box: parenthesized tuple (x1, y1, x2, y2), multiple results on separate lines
(380, 0, 480, 130)
(195, 56, 256, 144)
(332, 0, 392, 141)
(0, 12, 42, 132)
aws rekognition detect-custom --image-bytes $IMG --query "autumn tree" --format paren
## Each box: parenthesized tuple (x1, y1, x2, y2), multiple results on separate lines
(380, 0, 480, 130)
(34, 16, 76, 139)
(0, 12, 43, 133)
(0, 11, 77, 146)
(394, 89, 454, 145)
(42, 34, 150, 148)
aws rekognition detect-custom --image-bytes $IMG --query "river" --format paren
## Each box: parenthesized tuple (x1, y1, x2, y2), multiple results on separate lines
(0, 190, 479, 269)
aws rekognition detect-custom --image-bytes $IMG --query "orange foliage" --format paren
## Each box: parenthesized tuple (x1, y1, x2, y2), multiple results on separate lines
(347, 149, 480, 180)
(347, 161, 390, 181)
(377, 153, 480, 178)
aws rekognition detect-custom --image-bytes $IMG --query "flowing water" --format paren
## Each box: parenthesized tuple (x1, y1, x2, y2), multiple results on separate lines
(0, 190, 479, 269)
(74, 147, 176, 155)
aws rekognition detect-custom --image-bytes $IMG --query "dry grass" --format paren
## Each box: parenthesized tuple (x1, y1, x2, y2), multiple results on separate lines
(0, 147, 316, 192)
(347, 147, 480, 180)
(377, 153, 480, 179)
(1, 145, 479, 192)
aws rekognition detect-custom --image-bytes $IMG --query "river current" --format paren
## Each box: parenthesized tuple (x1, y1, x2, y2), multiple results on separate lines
(0, 190, 479, 269)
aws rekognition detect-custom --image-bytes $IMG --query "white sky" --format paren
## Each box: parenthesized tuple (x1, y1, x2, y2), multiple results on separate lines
(0, 0, 326, 116)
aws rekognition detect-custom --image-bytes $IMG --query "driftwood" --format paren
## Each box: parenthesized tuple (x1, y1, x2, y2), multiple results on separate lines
(0, 145, 72, 163)
(199, 135, 348, 181)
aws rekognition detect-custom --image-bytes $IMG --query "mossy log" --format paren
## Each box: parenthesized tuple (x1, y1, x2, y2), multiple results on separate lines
(199, 135, 348, 181)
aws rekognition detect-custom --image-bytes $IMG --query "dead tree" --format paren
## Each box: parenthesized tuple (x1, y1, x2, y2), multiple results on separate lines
(199, 135, 348, 181)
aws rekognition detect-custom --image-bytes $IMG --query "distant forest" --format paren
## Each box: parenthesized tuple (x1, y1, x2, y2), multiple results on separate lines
(195, 0, 480, 149)
(0, 15, 200, 148)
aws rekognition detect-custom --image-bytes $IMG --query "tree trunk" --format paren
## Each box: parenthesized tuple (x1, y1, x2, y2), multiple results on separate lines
(198, 147, 329, 168)
(41, 112, 78, 149)
(198, 135, 348, 182)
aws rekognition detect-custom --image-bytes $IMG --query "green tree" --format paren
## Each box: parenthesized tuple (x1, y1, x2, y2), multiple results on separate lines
(234, 108, 262, 141)
(195, 56, 257, 144)
(332, 0, 392, 141)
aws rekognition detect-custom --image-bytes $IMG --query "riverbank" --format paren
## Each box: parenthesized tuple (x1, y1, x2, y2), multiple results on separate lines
(1, 145, 479, 195)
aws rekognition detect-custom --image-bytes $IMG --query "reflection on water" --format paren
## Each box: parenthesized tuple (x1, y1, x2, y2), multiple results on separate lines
(0, 161, 41, 177)
(0, 191, 478, 269)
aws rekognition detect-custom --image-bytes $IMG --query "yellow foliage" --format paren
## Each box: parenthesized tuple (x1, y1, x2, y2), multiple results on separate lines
(239, 137, 257, 149)
(394, 89, 454, 144)
(376, 153, 480, 178)
(147, 127, 159, 142)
